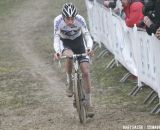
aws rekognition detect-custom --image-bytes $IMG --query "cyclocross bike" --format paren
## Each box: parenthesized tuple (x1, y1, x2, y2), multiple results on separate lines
(60, 53, 92, 124)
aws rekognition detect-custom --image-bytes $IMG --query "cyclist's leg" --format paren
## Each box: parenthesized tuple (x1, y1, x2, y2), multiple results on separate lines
(80, 62, 94, 116)
(80, 62, 92, 105)
(63, 49, 73, 73)
(63, 49, 74, 97)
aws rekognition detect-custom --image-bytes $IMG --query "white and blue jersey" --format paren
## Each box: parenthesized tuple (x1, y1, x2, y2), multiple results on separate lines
(53, 14, 93, 54)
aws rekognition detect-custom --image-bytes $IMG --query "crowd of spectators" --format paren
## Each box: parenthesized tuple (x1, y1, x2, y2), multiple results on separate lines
(103, 0, 160, 40)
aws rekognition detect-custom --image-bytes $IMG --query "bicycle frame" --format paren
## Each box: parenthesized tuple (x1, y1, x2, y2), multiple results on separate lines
(60, 53, 87, 124)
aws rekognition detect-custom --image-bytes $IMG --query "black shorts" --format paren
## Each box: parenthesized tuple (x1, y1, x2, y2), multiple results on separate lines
(61, 35, 89, 63)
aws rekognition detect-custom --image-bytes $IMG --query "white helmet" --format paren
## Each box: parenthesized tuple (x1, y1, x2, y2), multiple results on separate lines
(62, 3, 78, 18)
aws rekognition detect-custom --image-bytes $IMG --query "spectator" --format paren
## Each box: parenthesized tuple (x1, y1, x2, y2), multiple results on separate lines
(104, 0, 117, 9)
(120, 0, 144, 27)
(104, 0, 122, 15)
(155, 27, 160, 40)
(143, 0, 160, 35)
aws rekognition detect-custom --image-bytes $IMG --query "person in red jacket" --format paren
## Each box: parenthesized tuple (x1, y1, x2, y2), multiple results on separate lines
(121, 0, 144, 27)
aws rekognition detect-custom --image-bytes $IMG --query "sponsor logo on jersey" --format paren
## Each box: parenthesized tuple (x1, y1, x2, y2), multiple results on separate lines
(60, 27, 80, 36)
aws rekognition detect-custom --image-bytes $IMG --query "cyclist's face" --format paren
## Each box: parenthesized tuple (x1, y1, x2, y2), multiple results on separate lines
(64, 17, 75, 26)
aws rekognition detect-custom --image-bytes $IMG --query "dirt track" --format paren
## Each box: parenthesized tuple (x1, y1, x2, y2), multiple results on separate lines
(0, 0, 102, 129)
(0, 0, 160, 130)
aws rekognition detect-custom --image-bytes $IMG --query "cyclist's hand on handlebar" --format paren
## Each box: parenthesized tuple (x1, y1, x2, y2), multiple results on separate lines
(86, 49, 94, 56)
(53, 53, 60, 61)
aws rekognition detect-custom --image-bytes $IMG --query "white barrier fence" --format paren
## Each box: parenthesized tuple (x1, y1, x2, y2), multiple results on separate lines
(85, 0, 160, 99)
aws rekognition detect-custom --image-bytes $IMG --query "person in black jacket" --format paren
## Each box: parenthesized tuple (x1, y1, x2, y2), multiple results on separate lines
(143, 0, 160, 35)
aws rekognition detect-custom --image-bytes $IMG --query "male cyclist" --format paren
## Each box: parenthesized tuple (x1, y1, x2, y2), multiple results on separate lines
(53, 3, 94, 116)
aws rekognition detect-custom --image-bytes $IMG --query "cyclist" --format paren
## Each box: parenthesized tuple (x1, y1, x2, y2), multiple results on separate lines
(53, 3, 94, 116)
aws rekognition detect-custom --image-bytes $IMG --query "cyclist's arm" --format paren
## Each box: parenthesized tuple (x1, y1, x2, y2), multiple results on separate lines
(82, 29, 93, 50)
(80, 17, 93, 50)
(53, 18, 64, 54)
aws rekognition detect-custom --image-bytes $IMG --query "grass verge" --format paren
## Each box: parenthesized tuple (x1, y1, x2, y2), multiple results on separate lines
(91, 46, 157, 113)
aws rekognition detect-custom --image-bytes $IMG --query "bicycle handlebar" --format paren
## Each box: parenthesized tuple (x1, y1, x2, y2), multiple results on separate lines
(57, 53, 92, 68)
(60, 53, 87, 59)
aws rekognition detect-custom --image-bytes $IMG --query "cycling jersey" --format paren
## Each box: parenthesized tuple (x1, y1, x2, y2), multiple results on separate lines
(53, 14, 93, 54)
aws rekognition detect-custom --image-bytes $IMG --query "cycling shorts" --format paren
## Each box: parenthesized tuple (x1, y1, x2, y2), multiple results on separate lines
(61, 35, 89, 63)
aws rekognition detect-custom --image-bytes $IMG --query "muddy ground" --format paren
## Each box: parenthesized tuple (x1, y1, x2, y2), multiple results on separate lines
(0, 0, 159, 130)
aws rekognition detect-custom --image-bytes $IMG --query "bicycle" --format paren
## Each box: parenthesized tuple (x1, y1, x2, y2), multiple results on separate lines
(60, 53, 93, 124)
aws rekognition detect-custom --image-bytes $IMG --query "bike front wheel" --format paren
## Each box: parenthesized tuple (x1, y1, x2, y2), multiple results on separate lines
(74, 73, 87, 124)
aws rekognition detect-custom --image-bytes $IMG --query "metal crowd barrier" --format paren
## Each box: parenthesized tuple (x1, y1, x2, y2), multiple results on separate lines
(85, 0, 160, 114)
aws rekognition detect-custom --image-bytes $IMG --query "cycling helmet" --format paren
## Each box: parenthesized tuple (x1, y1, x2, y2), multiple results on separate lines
(62, 3, 78, 18)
